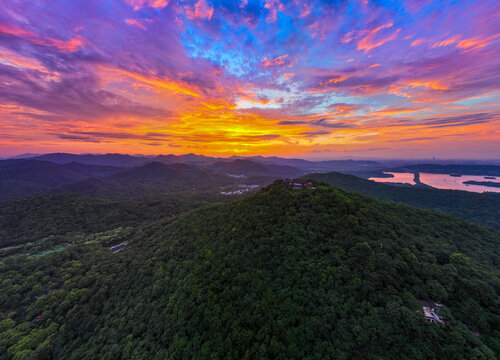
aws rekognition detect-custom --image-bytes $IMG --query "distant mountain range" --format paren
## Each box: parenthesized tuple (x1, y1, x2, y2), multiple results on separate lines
(0, 157, 304, 202)
(0, 153, 395, 203)
(14, 152, 391, 174)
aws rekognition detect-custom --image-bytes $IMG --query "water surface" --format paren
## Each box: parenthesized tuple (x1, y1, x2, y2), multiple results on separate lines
(369, 173, 500, 193)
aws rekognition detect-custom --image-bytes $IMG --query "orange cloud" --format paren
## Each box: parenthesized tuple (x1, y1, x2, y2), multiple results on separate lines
(201, 100, 237, 111)
(344, 23, 400, 53)
(405, 81, 448, 91)
(124, 0, 168, 10)
(369, 64, 381, 68)
(457, 34, 500, 51)
(237, 89, 272, 105)
(432, 35, 461, 48)
(184, 0, 214, 20)
(261, 54, 289, 66)
(329, 103, 361, 113)
(328, 77, 347, 84)
(358, 28, 400, 52)
(430, 34, 499, 52)
(99, 66, 200, 98)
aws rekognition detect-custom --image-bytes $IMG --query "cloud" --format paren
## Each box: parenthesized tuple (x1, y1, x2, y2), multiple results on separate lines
(328, 103, 363, 113)
(0, 64, 172, 122)
(278, 120, 308, 125)
(410, 38, 425, 46)
(343, 22, 400, 53)
(389, 112, 494, 128)
(54, 130, 171, 143)
(373, 106, 429, 115)
(0, 22, 86, 53)
(300, 130, 330, 137)
(183, 0, 214, 20)
(310, 74, 400, 94)
(125, 19, 147, 30)
(124, 0, 169, 10)
(311, 118, 357, 128)
(261, 54, 289, 67)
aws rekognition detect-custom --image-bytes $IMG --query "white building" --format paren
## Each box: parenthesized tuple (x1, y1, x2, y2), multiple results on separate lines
(419, 300, 444, 324)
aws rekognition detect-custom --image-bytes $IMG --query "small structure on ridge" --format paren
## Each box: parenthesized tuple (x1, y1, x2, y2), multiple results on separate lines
(419, 300, 444, 324)
(283, 179, 315, 190)
(110, 241, 128, 254)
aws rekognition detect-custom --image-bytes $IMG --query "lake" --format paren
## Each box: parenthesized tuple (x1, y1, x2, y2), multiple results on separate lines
(369, 173, 500, 193)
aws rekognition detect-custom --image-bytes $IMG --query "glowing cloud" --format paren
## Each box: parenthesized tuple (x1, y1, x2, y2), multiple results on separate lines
(184, 0, 214, 20)
(125, 0, 169, 10)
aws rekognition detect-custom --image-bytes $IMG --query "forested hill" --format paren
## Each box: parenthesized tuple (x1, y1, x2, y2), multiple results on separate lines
(1, 181, 499, 359)
(308, 171, 500, 230)
(0, 193, 218, 248)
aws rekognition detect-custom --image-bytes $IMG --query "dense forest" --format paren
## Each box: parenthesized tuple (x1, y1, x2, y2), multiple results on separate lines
(0, 192, 230, 248)
(1, 181, 499, 359)
(308, 172, 500, 230)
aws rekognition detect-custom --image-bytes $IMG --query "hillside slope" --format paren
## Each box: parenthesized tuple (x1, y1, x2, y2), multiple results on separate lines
(308, 172, 500, 230)
(0, 193, 222, 248)
(1, 182, 499, 359)
(0, 160, 124, 203)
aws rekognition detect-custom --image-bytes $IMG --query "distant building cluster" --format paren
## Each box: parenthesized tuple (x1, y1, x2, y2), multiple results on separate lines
(226, 173, 247, 179)
(419, 300, 445, 324)
(284, 178, 315, 190)
(220, 184, 259, 195)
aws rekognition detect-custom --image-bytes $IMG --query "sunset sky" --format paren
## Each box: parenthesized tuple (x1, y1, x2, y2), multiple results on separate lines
(0, 0, 499, 159)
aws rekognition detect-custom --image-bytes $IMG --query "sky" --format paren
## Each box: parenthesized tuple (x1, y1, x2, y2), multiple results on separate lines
(0, 0, 499, 159)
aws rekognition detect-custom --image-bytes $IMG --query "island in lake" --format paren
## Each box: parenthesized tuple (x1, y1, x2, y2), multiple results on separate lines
(463, 180, 500, 188)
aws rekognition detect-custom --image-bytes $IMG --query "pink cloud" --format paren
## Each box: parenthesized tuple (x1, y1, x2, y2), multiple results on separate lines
(0, 22, 85, 53)
(457, 34, 500, 52)
(432, 35, 460, 48)
(343, 23, 400, 53)
(261, 54, 289, 67)
(184, 0, 214, 20)
(125, 19, 147, 30)
(411, 38, 425, 46)
(124, 0, 168, 11)
(264, 0, 285, 23)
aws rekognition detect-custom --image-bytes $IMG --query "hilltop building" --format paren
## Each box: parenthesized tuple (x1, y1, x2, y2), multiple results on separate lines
(283, 179, 315, 190)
